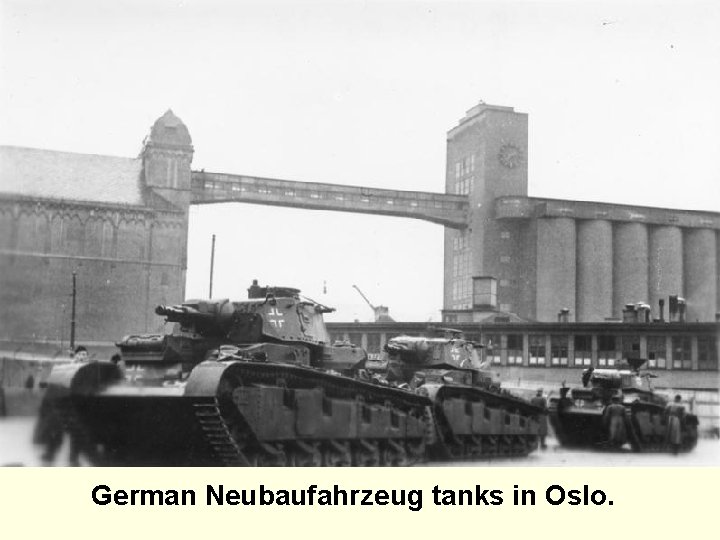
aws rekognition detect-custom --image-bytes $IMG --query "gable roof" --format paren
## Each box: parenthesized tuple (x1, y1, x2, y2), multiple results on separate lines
(0, 145, 145, 206)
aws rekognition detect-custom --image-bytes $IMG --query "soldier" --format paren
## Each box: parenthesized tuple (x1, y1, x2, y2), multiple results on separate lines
(67, 345, 100, 465)
(35, 345, 99, 466)
(530, 388, 548, 449)
(0, 381, 6, 417)
(603, 395, 627, 448)
(33, 386, 65, 465)
(665, 394, 685, 455)
(73, 345, 89, 363)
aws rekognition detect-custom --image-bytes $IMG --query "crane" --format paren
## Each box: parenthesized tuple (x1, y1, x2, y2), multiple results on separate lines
(352, 285, 394, 322)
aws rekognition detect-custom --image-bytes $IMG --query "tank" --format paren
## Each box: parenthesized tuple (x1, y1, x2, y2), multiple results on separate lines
(372, 330, 544, 459)
(38, 285, 541, 466)
(548, 357, 698, 452)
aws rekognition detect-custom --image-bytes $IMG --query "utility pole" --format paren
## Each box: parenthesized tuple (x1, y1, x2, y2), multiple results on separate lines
(209, 234, 216, 298)
(70, 271, 77, 351)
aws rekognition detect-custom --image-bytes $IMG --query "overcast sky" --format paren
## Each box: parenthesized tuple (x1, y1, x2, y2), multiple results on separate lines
(1, 0, 718, 322)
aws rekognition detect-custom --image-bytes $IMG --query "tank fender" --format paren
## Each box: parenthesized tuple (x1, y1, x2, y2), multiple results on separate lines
(184, 360, 241, 397)
(418, 383, 443, 401)
(46, 362, 85, 390)
(46, 361, 123, 395)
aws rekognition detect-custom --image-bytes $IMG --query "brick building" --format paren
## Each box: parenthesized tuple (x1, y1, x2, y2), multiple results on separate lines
(0, 110, 193, 350)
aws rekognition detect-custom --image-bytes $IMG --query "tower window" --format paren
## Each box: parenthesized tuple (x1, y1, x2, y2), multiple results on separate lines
(166, 158, 179, 188)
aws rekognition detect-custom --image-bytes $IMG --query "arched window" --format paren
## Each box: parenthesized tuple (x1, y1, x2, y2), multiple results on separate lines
(64, 216, 85, 256)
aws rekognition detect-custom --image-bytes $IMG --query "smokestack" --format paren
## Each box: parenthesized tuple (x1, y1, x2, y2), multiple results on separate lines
(658, 299, 665, 322)
(669, 295, 685, 322)
(558, 308, 570, 323)
(622, 304, 636, 323)
(247, 279, 263, 299)
(636, 303, 651, 323)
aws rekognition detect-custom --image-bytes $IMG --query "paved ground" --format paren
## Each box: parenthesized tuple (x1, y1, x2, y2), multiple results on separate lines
(2, 416, 719, 467)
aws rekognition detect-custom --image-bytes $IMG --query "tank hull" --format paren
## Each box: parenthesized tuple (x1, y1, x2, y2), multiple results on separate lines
(549, 397, 698, 453)
(40, 359, 542, 466)
(426, 384, 541, 459)
(35, 291, 542, 465)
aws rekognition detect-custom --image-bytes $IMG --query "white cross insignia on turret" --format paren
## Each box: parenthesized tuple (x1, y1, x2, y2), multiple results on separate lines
(267, 307, 285, 328)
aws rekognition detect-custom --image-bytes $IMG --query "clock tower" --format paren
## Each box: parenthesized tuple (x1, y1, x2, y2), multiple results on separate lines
(443, 102, 530, 317)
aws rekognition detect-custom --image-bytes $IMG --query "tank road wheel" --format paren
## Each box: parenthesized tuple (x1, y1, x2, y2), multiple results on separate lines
(463, 437, 479, 459)
(484, 435, 499, 457)
(292, 441, 322, 466)
(509, 435, 521, 455)
(323, 440, 352, 467)
(466, 436, 483, 460)
(353, 440, 381, 466)
(523, 435, 538, 455)
(257, 443, 288, 466)
(499, 435, 514, 456)
(405, 439, 426, 465)
(379, 440, 408, 466)
(445, 437, 466, 461)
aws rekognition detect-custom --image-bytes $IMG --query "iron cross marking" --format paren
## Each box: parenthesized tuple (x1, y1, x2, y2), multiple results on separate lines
(267, 307, 285, 328)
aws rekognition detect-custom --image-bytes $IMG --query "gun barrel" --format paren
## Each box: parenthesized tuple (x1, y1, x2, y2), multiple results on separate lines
(155, 304, 214, 323)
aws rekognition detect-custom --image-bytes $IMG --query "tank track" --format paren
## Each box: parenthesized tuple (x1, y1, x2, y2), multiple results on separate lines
(189, 361, 540, 466)
(192, 399, 250, 466)
(44, 360, 541, 466)
(189, 361, 430, 466)
(625, 401, 698, 453)
(429, 385, 540, 460)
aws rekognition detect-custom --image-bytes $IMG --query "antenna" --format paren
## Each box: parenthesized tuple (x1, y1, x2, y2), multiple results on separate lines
(209, 234, 216, 298)
(70, 271, 77, 350)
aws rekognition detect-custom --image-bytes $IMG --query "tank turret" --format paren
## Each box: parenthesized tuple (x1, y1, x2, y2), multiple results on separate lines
(117, 288, 364, 374)
(379, 330, 498, 389)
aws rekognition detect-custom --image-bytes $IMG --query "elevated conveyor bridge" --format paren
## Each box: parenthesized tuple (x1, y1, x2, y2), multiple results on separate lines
(191, 171, 468, 229)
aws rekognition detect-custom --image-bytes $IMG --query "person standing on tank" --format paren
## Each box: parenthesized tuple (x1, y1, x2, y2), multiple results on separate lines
(665, 395, 685, 455)
(530, 388, 548, 449)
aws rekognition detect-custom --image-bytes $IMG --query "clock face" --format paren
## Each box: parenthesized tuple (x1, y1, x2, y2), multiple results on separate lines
(498, 144, 524, 169)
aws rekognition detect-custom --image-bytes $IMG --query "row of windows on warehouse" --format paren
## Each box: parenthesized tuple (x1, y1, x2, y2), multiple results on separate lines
(328, 329, 718, 371)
